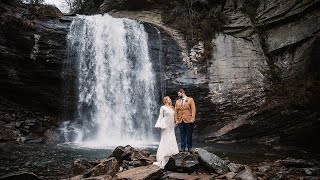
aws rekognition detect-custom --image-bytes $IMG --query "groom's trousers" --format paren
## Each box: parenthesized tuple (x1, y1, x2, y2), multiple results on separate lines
(178, 122, 194, 149)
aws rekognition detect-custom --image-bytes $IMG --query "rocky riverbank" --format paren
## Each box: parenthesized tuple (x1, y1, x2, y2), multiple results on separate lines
(67, 146, 320, 180)
(2, 145, 319, 179)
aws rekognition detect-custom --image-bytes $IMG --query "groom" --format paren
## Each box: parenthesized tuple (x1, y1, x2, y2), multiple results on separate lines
(175, 89, 196, 152)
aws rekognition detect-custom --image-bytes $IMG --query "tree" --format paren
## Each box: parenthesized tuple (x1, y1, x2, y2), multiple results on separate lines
(22, 0, 44, 4)
(64, 0, 73, 12)
(64, 0, 104, 14)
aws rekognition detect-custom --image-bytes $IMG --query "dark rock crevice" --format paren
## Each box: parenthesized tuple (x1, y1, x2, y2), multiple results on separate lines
(255, 0, 320, 28)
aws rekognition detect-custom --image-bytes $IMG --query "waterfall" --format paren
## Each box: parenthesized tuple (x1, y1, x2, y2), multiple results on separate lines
(66, 14, 158, 148)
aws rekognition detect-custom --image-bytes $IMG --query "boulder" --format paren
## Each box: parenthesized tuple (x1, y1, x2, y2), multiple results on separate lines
(303, 168, 320, 176)
(225, 171, 237, 179)
(115, 165, 162, 180)
(257, 165, 271, 173)
(69, 159, 97, 177)
(165, 152, 199, 172)
(195, 148, 228, 174)
(217, 172, 237, 179)
(127, 160, 142, 167)
(84, 157, 119, 178)
(235, 167, 256, 180)
(109, 146, 154, 169)
(16, 136, 26, 144)
(139, 149, 151, 157)
(130, 150, 154, 166)
(227, 162, 242, 173)
(109, 145, 134, 162)
(280, 158, 315, 168)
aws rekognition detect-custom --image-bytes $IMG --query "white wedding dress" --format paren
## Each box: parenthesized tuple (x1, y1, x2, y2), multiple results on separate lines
(153, 105, 179, 169)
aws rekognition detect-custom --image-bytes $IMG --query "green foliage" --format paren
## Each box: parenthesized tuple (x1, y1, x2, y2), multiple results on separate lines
(28, 4, 63, 19)
(68, 0, 104, 14)
(1, 15, 35, 31)
(162, 0, 226, 39)
(161, 0, 226, 60)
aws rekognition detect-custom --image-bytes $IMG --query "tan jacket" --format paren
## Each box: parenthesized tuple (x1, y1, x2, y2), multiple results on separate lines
(175, 97, 196, 124)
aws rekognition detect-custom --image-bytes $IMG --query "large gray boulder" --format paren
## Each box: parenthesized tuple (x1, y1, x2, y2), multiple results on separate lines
(165, 152, 199, 172)
(194, 148, 228, 174)
(227, 162, 243, 173)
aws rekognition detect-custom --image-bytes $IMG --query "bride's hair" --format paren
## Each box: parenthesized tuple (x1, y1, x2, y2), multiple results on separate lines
(162, 96, 174, 110)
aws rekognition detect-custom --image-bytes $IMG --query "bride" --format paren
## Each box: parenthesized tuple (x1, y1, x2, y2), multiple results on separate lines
(153, 96, 179, 169)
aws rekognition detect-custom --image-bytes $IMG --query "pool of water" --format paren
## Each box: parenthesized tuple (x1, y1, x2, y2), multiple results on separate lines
(0, 143, 113, 179)
(0, 142, 318, 179)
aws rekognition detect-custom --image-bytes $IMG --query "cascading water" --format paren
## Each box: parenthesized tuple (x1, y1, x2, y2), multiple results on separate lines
(66, 14, 158, 148)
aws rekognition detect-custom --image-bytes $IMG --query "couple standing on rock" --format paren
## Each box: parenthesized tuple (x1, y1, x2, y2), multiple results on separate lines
(153, 89, 196, 169)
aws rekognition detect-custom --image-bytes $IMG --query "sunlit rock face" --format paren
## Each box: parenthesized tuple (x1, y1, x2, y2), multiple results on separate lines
(201, 0, 320, 146)
(206, 33, 267, 132)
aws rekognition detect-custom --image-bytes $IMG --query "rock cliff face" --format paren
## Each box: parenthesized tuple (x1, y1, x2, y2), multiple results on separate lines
(207, 0, 320, 149)
(1, 0, 320, 151)
(0, 1, 70, 142)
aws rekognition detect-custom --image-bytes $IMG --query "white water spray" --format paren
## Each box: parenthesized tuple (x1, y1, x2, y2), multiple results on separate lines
(67, 14, 158, 148)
